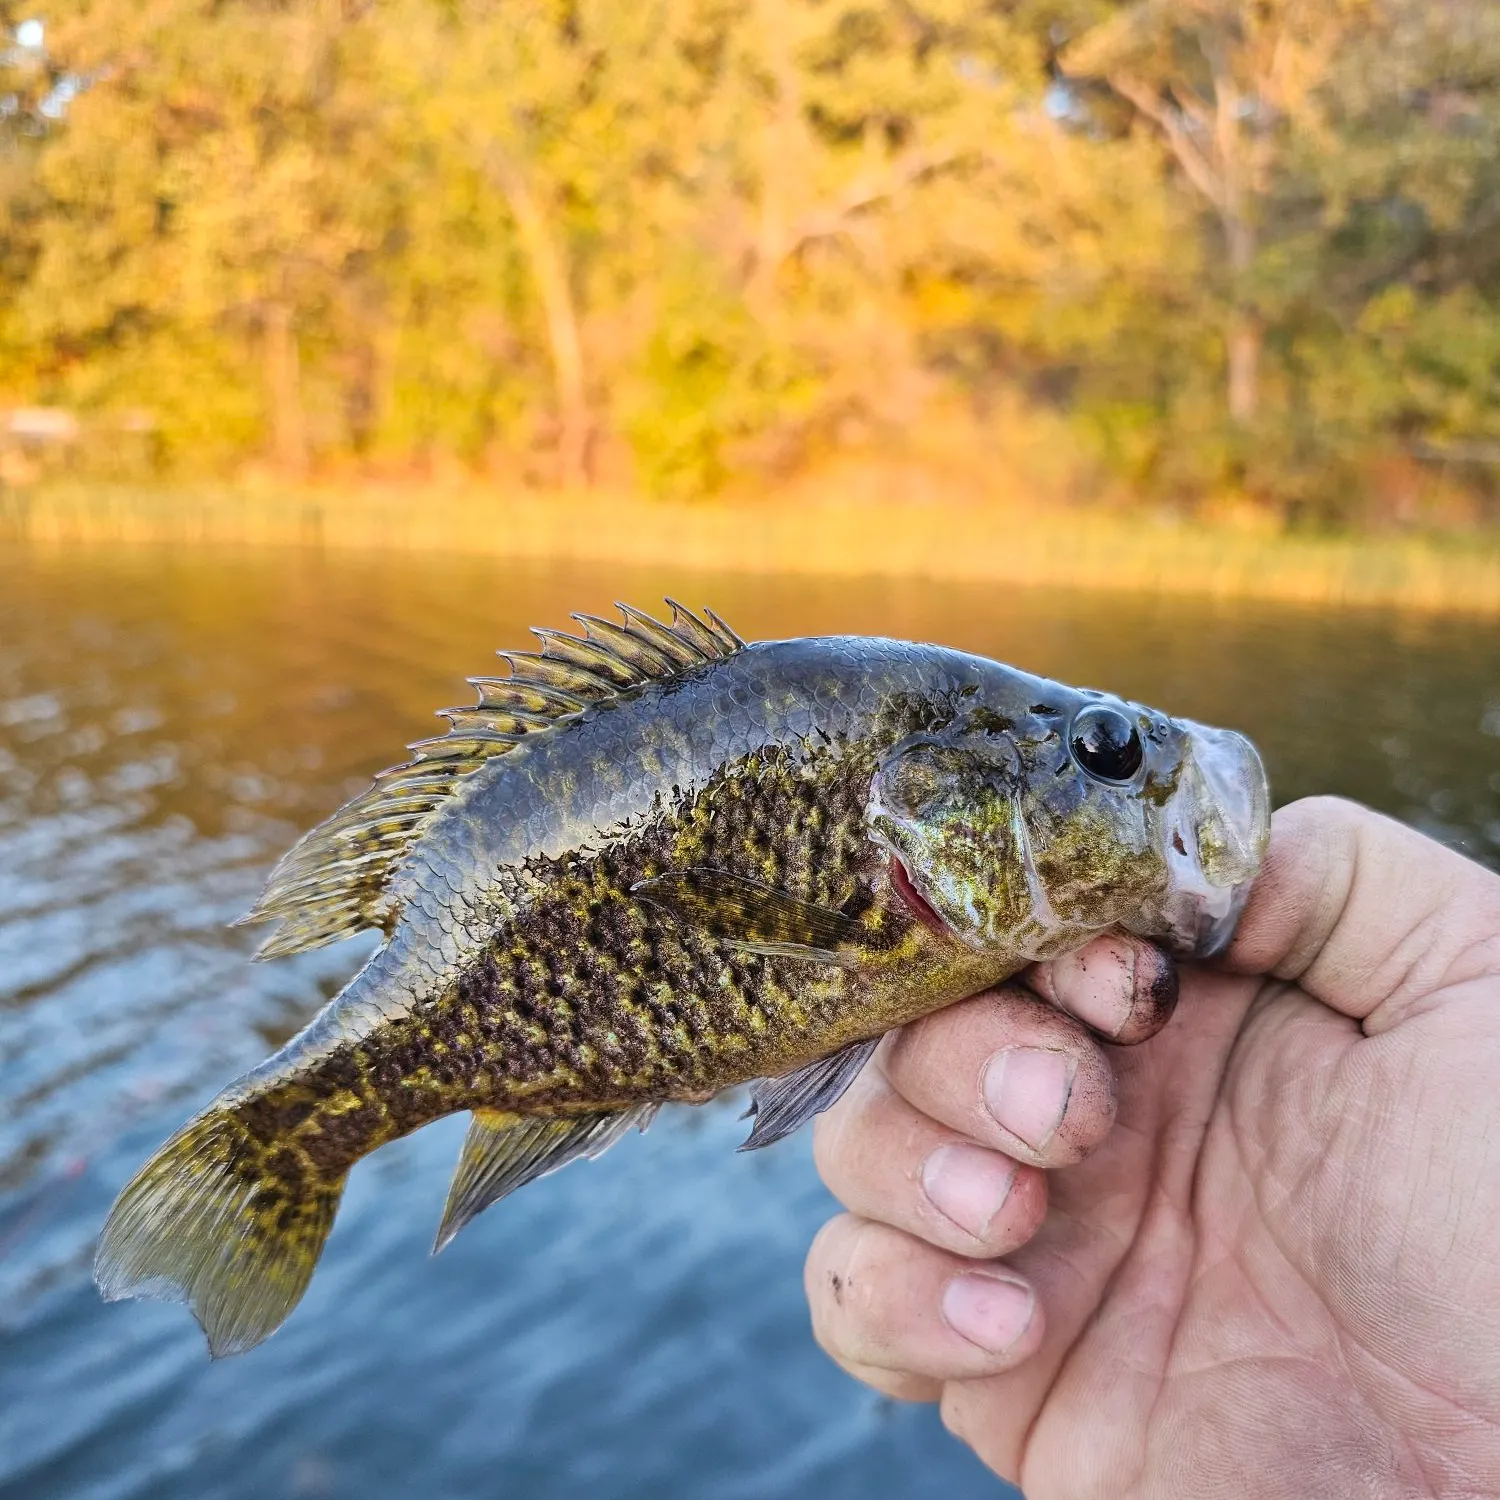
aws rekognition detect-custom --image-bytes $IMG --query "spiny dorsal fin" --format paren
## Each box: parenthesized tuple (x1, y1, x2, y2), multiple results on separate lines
(236, 601, 744, 960)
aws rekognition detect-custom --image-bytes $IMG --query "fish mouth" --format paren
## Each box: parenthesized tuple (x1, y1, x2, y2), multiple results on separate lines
(1156, 724, 1271, 958)
(889, 855, 953, 939)
(1188, 878, 1254, 957)
(1157, 873, 1255, 958)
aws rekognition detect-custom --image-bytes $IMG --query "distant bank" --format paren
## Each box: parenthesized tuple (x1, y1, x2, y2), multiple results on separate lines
(5, 483, 1499, 617)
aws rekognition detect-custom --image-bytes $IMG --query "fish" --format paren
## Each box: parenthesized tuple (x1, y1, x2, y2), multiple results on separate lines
(94, 601, 1270, 1356)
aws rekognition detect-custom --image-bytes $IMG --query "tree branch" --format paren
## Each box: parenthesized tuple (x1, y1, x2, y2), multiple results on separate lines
(481, 141, 592, 486)
(779, 148, 970, 264)
(1108, 72, 1227, 212)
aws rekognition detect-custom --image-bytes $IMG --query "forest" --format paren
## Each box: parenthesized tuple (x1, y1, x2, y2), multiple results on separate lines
(1, 0, 1498, 525)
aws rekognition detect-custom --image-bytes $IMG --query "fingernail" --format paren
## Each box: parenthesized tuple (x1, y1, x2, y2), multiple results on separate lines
(921, 1144, 1017, 1239)
(983, 1047, 1075, 1150)
(942, 1272, 1035, 1354)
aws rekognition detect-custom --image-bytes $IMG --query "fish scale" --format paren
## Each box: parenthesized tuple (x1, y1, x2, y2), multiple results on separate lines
(94, 601, 1269, 1358)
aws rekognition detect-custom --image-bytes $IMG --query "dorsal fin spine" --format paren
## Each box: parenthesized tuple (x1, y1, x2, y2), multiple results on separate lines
(532, 628, 641, 686)
(469, 674, 589, 714)
(493, 652, 618, 699)
(408, 733, 524, 763)
(704, 608, 746, 650)
(572, 612, 678, 675)
(615, 602, 704, 666)
(437, 707, 558, 736)
(665, 598, 729, 660)
(239, 602, 743, 958)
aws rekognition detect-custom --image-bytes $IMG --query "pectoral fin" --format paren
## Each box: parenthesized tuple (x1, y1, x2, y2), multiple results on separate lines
(738, 1036, 883, 1151)
(632, 869, 863, 965)
(434, 1104, 658, 1252)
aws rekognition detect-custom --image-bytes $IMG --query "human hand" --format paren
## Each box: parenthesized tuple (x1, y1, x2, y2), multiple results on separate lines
(806, 797, 1500, 1497)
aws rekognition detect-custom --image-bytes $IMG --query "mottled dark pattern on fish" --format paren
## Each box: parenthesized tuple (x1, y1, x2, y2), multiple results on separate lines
(95, 602, 1270, 1356)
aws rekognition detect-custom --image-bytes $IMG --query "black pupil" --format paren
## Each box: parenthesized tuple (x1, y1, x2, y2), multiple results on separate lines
(1070, 706, 1143, 782)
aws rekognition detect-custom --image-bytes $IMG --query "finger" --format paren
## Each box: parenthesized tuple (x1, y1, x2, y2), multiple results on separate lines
(882, 986, 1117, 1167)
(806, 1214, 1044, 1381)
(812, 1066, 1047, 1257)
(1025, 932, 1179, 1044)
(1224, 796, 1500, 1032)
(837, 1360, 942, 1404)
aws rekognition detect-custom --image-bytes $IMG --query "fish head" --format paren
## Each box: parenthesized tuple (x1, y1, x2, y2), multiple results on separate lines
(867, 691, 1269, 962)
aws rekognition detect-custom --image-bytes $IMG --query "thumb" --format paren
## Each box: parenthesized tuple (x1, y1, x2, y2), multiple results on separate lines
(1222, 796, 1500, 1033)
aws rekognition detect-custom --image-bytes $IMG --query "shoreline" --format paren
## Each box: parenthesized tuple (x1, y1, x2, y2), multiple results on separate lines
(4, 482, 1499, 616)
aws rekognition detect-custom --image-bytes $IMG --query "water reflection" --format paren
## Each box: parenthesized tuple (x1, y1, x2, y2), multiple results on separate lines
(0, 544, 1495, 1500)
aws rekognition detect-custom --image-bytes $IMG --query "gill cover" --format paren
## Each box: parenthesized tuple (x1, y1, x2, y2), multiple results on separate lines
(867, 725, 1046, 949)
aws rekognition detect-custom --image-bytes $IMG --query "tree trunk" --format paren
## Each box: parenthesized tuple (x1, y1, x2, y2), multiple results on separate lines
(749, 0, 801, 308)
(487, 147, 592, 488)
(263, 300, 308, 475)
(1225, 214, 1259, 424)
(1226, 316, 1260, 425)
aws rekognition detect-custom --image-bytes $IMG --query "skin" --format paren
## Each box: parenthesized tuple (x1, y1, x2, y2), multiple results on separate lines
(805, 796, 1500, 1498)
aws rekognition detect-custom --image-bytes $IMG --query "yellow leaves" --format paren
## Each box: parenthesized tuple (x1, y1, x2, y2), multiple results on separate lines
(0, 0, 1495, 522)
(1359, 285, 1418, 337)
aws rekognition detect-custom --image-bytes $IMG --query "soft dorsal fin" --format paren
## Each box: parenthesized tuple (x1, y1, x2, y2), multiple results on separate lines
(236, 601, 744, 959)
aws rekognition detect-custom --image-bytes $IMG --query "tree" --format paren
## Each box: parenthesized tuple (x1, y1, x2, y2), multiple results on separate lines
(15, 0, 397, 469)
(0, 0, 1494, 523)
(1061, 0, 1359, 425)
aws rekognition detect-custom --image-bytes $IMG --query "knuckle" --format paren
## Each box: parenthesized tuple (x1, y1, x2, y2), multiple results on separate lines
(804, 1215, 868, 1352)
(816, 1080, 864, 1182)
(809, 1068, 883, 1183)
(841, 1360, 941, 1403)
(809, 1110, 843, 1185)
(806, 1217, 902, 1362)
(805, 1214, 851, 1285)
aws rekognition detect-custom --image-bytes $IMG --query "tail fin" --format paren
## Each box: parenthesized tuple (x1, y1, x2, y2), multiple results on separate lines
(95, 1106, 346, 1357)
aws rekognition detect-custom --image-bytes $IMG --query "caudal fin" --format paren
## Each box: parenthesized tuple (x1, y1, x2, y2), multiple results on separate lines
(95, 1107, 346, 1357)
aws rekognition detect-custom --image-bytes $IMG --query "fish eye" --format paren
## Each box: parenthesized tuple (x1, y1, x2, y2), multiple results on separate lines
(1069, 704, 1143, 783)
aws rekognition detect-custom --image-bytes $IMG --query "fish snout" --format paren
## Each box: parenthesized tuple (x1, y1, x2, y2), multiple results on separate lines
(1161, 724, 1271, 957)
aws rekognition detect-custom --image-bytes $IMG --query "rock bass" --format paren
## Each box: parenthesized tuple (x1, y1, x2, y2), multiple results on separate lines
(95, 602, 1269, 1356)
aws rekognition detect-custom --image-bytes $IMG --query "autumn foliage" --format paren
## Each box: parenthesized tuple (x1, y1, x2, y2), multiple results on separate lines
(2, 0, 1498, 524)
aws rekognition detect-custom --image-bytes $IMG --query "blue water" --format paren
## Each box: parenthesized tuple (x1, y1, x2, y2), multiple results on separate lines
(1, 544, 1496, 1500)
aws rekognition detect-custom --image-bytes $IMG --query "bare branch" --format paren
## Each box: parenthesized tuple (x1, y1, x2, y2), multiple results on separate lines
(1108, 73, 1227, 211)
(778, 148, 970, 263)
(1166, 82, 1217, 137)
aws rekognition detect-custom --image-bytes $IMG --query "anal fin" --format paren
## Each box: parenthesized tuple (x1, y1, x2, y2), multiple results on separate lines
(738, 1036, 883, 1151)
(434, 1105, 658, 1252)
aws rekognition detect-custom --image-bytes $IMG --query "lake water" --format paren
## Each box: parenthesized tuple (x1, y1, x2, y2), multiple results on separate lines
(1, 543, 1497, 1500)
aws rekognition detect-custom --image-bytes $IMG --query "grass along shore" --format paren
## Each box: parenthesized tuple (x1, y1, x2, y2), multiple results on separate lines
(4, 481, 1499, 616)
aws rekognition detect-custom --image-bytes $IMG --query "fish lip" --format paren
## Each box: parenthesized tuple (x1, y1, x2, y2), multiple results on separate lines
(1154, 875, 1253, 959)
(1191, 878, 1253, 957)
(1158, 724, 1270, 957)
(888, 854, 955, 939)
